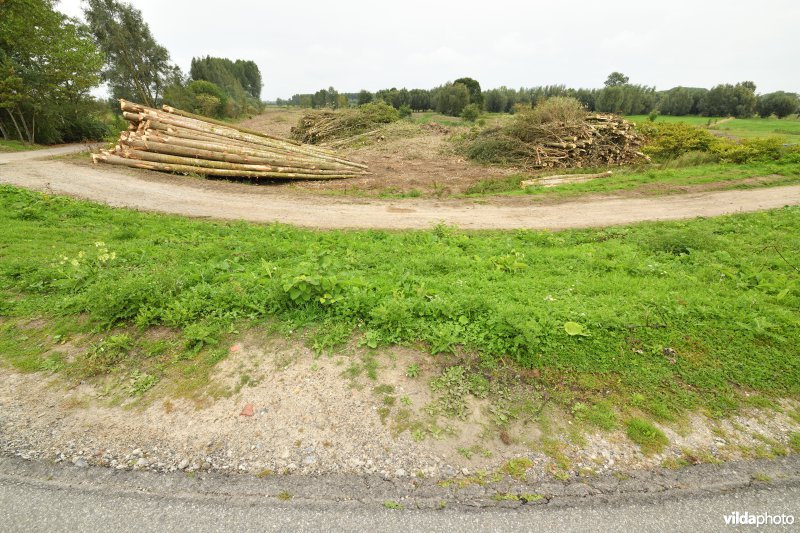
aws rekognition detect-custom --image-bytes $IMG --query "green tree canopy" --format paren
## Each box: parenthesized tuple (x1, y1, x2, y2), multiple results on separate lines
(453, 77, 483, 107)
(189, 56, 262, 100)
(357, 90, 373, 105)
(595, 83, 657, 115)
(757, 91, 799, 118)
(0, 0, 103, 143)
(700, 82, 757, 117)
(604, 72, 630, 87)
(84, 0, 176, 107)
(435, 83, 470, 116)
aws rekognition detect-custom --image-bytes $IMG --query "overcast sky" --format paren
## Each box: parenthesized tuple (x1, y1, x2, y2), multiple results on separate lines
(56, 0, 799, 100)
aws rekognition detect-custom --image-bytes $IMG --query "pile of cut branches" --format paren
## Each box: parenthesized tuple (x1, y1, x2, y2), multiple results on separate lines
(466, 98, 647, 169)
(93, 100, 367, 179)
(291, 102, 400, 145)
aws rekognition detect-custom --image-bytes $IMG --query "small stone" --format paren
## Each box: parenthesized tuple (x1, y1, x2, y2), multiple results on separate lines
(240, 403, 254, 417)
(132, 448, 143, 457)
(395, 469, 406, 477)
(302, 455, 317, 465)
(178, 459, 189, 470)
(73, 457, 88, 468)
(136, 458, 149, 468)
(230, 344, 242, 353)
(287, 463, 298, 472)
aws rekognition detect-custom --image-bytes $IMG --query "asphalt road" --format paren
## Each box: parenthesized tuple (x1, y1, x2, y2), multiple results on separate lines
(2, 470, 798, 532)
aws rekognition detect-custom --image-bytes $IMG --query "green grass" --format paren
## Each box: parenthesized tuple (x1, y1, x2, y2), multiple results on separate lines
(627, 115, 800, 143)
(411, 111, 466, 127)
(1, 186, 799, 419)
(789, 432, 800, 452)
(627, 115, 725, 126)
(626, 418, 669, 454)
(711, 117, 800, 143)
(0, 140, 42, 152)
(500, 458, 533, 479)
(464, 159, 800, 199)
(383, 500, 405, 510)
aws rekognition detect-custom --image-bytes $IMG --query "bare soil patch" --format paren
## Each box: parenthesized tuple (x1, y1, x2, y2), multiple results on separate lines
(240, 109, 516, 196)
(1, 335, 798, 480)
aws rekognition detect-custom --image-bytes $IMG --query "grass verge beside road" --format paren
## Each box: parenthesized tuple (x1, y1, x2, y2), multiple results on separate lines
(0, 140, 43, 153)
(1, 186, 798, 423)
(463, 159, 800, 198)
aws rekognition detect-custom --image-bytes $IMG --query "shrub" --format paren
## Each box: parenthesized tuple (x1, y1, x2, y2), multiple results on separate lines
(460, 103, 481, 122)
(463, 130, 534, 165)
(639, 122, 717, 160)
(711, 137, 787, 164)
(523, 96, 587, 125)
(398, 104, 412, 118)
(358, 101, 401, 123)
(60, 113, 110, 143)
(186, 80, 228, 118)
(661, 150, 720, 168)
(641, 121, 799, 163)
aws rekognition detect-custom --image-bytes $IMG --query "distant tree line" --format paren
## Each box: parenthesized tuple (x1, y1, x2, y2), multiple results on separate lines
(280, 71, 799, 120)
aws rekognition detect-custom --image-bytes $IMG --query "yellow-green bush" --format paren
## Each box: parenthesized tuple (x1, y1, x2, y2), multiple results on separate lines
(711, 138, 787, 163)
(640, 122, 800, 164)
(638, 122, 717, 160)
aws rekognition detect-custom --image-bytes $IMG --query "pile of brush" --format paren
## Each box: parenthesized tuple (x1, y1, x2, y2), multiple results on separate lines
(93, 100, 368, 179)
(466, 97, 648, 169)
(290, 101, 400, 145)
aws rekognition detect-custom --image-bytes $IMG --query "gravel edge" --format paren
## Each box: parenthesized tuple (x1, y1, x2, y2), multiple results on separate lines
(2, 453, 799, 511)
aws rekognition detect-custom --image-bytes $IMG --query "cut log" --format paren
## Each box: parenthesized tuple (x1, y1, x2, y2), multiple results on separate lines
(95, 100, 368, 180)
(93, 153, 359, 180)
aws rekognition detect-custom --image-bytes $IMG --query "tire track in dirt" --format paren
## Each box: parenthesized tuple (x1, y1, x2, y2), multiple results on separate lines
(1, 147, 798, 230)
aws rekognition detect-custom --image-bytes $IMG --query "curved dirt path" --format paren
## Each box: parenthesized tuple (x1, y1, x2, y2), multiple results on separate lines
(0, 143, 100, 165)
(1, 146, 798, 230)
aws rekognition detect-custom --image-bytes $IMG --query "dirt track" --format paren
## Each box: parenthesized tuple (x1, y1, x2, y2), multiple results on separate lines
(1, 146, 798, 230)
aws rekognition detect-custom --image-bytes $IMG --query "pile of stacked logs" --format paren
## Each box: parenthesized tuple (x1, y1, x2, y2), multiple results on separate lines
(471, 113, 648, 169)
(93, 100, 368, 179)
(543, 114, 648, 168)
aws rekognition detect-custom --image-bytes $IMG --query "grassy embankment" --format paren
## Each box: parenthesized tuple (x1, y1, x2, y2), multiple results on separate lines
(0, 140, 43, 152)
(1, 186, 798, 430)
